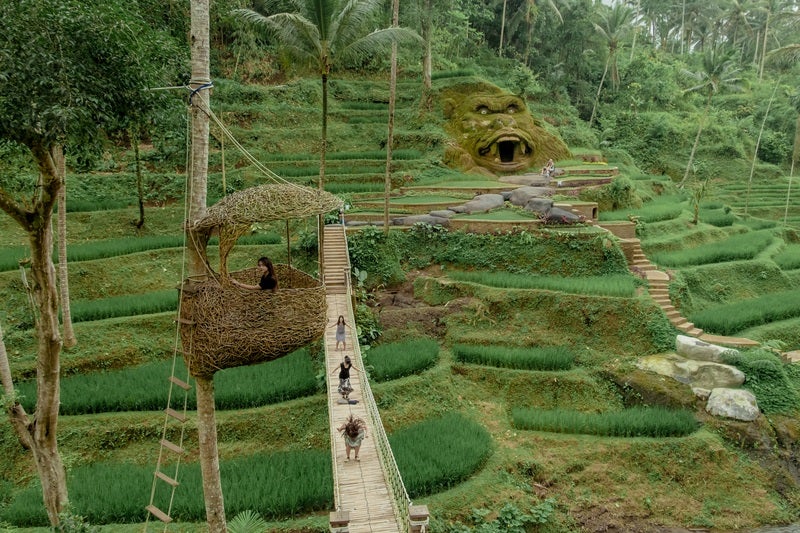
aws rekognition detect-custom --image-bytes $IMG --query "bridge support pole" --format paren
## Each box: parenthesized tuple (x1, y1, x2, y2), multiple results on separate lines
(329, 510, 350, 533)
(409, 504, 430, 532)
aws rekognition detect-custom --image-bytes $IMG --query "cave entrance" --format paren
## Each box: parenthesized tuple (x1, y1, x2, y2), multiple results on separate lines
(498, 141, 516, 163)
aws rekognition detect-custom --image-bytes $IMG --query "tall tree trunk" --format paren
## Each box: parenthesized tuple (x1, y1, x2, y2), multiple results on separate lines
(54, 145, 76, 348)
(759, 11, 770, 80)
(630, 0, 640, 62)
(783, 114, 799, 227)
(745, 80, 779, 214)
(680, 0, 686, 55)
(679, 95, 712, 188)
(589, 56, 610, 128)
(318, 65, 329, 277)
(189, 1, 226, 531)
(134, 130, 145, 229)
(421, 0, 432, 112)
(499, 0, 507, 57)
(384, 0, 399, 234)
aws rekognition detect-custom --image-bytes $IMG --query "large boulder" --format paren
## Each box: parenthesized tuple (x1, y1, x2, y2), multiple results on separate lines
(636, 353, 745, 389)
(676, 335, 739, 363)
(428, 209, 457, 219)
(706, 388, 760, 421)
(543, 206, 581, 224)
(457, 193, 505, 214)
(508, 186, 553, 207)
(524, 197, 554, 215)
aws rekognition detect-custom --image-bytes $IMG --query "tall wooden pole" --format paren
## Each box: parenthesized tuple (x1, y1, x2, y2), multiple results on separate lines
(189, 0, 227, 531)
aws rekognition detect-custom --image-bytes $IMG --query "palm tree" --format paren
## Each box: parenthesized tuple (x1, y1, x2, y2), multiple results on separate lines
(589, 3, 634, 128)
(236, 0, 419, 271)
(678, 50, 742, 188)
(385, 0, 400, 233)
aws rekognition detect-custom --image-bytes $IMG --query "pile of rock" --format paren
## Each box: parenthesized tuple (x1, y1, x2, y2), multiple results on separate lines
(636, 335, 760, 422)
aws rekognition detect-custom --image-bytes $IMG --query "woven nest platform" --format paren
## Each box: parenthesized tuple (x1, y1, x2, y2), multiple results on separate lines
(179, 265, 326, 378)
(190, 183, 342, 277)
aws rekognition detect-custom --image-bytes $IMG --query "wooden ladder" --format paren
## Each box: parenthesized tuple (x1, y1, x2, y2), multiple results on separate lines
(145, 316, 195, 528)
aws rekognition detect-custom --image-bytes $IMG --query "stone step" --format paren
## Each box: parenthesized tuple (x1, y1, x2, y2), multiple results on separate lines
(665, 310, 681, 319)
(685, 327, 704, 336)
(649, 288, 669, 295)
(653, 298, 672, 306)
(671, 317, 690, 328)
(676, 322, 696, 332)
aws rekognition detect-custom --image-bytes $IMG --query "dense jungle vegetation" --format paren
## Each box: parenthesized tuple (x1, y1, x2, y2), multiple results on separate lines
(1, 0, 800, 531)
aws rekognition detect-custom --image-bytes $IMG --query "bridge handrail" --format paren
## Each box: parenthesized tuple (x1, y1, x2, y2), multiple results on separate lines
(342, 226, 412, 531)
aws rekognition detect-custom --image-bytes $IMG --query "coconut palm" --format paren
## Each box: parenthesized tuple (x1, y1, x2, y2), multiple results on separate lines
(589, 3, 634, 128)
(236, 0, 419, 268)
(678, 49, 742, 188)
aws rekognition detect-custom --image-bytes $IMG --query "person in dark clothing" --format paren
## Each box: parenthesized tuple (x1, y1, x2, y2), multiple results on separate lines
(231, 257, 278, 292)
(331, 355, 360, 400)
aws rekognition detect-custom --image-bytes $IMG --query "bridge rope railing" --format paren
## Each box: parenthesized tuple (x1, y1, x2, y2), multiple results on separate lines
(341, 229, 412, 532)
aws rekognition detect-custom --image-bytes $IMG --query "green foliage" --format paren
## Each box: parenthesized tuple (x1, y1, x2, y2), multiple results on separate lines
(447, 271, 638, 297)
(700, 208, 736, 227)
(347, 224, 629, 279)
(228, 510, 269, 533)
(1, 450, 332, 526)
(69, 290, 178, 322)
(365, 338, 439, 381)
(16, 349, 317, 415)
(436, 501, 556, 532)
(651, 231, 775, 267)
(722, 349, 800, 414)
(690, 289, 800, 335)
(347, 226, 405, 287)
(54, 510, 100, 533)
(354, 303, 382, 347)
(391, 412, 492, 498)
(512, 406, 698, 438)
(452, 344, 575, 371)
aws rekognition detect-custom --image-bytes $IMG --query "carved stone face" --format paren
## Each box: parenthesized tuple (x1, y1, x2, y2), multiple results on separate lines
(443, 87, 571, 176)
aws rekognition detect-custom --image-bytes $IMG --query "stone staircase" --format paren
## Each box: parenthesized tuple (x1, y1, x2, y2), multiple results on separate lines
(323, 224, 349, 295)
(626, 238, 704, 337)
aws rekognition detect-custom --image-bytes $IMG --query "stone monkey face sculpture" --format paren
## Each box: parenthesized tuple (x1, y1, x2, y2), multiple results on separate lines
(443, 90, 570, 176)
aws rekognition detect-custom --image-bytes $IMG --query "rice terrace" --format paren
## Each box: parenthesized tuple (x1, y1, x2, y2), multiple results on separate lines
(2, 0, 800, 532)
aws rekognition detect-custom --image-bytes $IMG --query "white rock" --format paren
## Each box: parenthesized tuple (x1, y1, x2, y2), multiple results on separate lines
(675, 335, 739, 363)
(706, 388, 760, 421)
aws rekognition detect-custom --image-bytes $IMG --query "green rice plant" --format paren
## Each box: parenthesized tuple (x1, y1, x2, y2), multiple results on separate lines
(431, 68, 476, 80)
(650, 230, 774, 267)
(70, 290, 178, 322)
(365, 338, 439, 381)
(774, 245, 800, 270)
(0, 450, 332, 526)
(700, 209, 735, 227)
(67, 199, 132, 212)
(722, 349, 800, 414)
(391, 412, 492, 498)
(16, 349, 317, 415)
(339, 101, 388, 110)
(447, 271, 637, 297)
(326, 182, 385, 194)
(452, 344, 575, 371)
(511, 406, 698, 437)
(689, 289, 800, 335)
(598, 195, 686, 223)
(0, 233, 280, 272)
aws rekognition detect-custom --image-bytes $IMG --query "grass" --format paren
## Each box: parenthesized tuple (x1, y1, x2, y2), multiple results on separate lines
(599, 195, 686, 223)
(454, 209, 540, 221)
(447, 271, 638, 297)
(722, 349, 800, 414)
(16, 349, 318, 415)
(1, 450, 333, 526)
(690, 289, 800, 335)
(391, 412, 492, 498)
(512, 406, 699, 437)
(365, 338, 439, 382)
(452, 344, 575, 371)
(650, 230, 775, 267)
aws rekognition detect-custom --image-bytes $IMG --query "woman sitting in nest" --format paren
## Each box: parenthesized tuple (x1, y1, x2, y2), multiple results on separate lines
(231, 256, 278, 292)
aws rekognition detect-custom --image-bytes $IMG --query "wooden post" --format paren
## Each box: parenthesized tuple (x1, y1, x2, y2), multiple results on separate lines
(329, 510, 350, 532)
(409, 504, 429, 532)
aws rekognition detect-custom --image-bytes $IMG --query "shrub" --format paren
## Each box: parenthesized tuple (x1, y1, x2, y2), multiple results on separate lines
(452, 344, 575, 371)
(447, 271, 637, 297)
(365, 338, 439, 381)
(512, 406, 698, 437)
(689, 289, 800, 335)
(722, 349, 800, 414)
(391, 412, 492, 497)
(16, 349, 317, 414)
